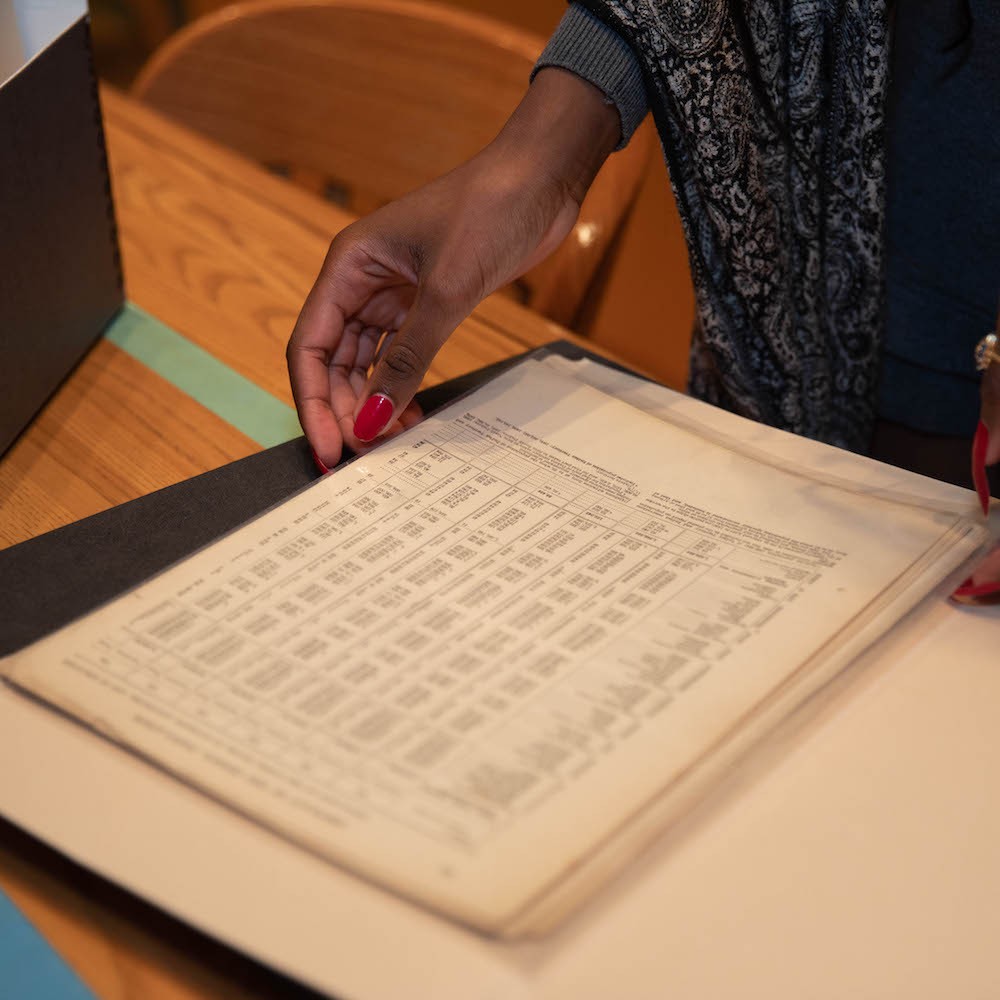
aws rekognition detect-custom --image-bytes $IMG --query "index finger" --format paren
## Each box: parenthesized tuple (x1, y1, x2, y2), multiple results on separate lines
(288, 277, 353, 469)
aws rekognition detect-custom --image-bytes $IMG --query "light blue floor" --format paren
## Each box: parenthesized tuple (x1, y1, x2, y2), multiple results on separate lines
(0, 890, 94, 999)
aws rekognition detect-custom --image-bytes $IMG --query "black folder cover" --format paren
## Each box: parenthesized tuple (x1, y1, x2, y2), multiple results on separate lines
(0, 343, 618, 656)
(0, 17, 123, 455)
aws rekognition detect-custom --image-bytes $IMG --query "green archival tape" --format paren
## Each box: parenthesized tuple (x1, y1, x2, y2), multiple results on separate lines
(104, 303, 302, 449)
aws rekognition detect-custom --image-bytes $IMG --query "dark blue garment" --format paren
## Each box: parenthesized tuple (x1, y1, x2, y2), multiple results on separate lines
(540, 3, 997, 443)
(879, 0, 1000, 436)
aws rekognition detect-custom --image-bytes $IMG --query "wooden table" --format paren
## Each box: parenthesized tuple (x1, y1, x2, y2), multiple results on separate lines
(0, 87, 601, 551)
(0, 87, 607, 999)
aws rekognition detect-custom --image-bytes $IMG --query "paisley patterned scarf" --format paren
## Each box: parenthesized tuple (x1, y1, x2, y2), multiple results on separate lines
(579, 0, 889, 452)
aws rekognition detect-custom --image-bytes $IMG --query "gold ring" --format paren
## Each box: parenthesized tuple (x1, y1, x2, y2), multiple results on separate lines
(975, 331, 1000, 372)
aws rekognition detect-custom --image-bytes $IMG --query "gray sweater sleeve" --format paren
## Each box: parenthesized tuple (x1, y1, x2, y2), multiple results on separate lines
(532, 4, 648, 148)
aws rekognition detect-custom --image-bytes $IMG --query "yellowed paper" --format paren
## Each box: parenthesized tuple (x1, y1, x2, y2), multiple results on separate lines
(1, 358, 986, 935)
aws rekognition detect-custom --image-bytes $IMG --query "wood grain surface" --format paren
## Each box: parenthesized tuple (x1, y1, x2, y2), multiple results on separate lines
(0, 88, 615, 999)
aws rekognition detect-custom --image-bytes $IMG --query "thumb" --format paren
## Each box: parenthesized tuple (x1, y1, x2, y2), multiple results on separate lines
(352, 284, 469, 443)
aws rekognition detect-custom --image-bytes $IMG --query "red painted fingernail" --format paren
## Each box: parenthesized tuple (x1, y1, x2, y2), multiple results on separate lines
(310, 447, 330, 475)
(353, 394, 393, 442)
(972, 420, 990, 516)
(950, 576, 1000, 604)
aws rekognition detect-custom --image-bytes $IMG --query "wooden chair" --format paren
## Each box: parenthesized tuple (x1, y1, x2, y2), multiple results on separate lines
(132, 0, 652, 329)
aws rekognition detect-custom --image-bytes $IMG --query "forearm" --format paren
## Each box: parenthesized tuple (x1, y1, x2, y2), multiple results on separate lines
(534, 3, 648, 151)
(490, 67, 622, 208)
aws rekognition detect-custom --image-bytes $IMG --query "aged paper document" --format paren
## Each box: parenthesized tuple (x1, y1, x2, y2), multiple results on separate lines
(2, 358, 986, 936)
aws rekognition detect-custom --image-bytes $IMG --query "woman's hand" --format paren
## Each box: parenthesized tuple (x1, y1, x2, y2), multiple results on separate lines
(978, 344, 1000, 461)
(957, 333, 1000, 603)
(287, 68, 620, 469)
(972, 331, 1000, 514)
